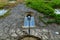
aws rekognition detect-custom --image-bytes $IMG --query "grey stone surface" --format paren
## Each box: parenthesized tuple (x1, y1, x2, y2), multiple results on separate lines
(0, 4, 40, 40)
(0, 4, 60, 40)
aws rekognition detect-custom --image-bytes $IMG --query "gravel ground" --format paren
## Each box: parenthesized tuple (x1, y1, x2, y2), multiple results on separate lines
(0, 4, 42, 40)
(0, 4, 60, 40)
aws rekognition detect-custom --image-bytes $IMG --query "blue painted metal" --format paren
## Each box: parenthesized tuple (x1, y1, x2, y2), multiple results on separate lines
(24, 16, 35, 28)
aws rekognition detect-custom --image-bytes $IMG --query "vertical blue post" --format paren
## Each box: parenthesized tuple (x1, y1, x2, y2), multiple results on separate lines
(27, 16, 31, 35)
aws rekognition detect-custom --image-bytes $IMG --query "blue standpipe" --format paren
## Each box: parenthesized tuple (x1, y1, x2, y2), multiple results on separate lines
(27, 16, 31, 35)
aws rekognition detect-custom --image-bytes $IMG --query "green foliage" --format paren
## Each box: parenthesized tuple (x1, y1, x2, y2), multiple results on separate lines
(46, 0, 60, 8)
(0, 3, 8, 9)
(47, 19, 55, 24)
(25, 0, 60, 24)
(52, 0, 60, 5)
(25, 0, 54, 15)
(55, 19, 60, 24)
(54, 14, 60, 24)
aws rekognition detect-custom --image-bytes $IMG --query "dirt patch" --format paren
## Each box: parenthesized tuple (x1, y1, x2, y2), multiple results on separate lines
(18, 35, 41, 40)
